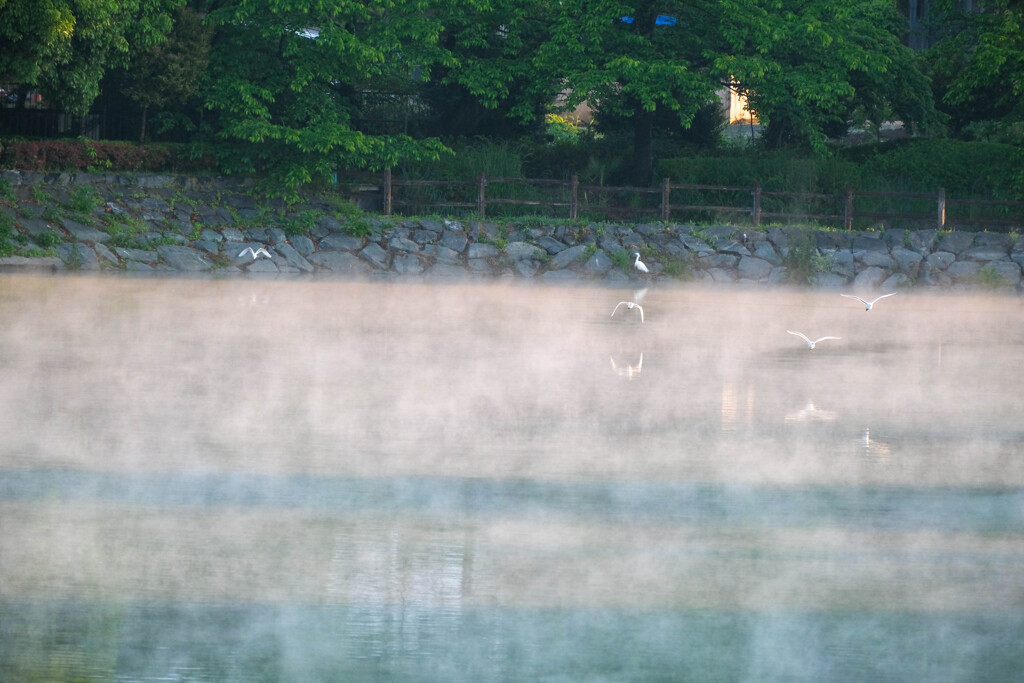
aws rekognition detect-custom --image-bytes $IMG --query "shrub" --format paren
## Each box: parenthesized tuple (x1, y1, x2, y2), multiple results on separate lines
(0, 139, 214, 174)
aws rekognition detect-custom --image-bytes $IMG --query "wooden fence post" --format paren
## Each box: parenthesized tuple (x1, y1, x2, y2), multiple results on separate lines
(752, 182, 762, 227)
(383, 168, 392, 216)
(477, 172, 487, 218)
(937, 187, 946, 230)
(844, 187, 853, 231)
(570, 175, 579, 220)
(661, 177, 671, 221)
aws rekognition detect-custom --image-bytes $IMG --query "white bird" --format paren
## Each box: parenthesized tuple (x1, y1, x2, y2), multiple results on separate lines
(787, 330, 841, 350)
(610, 353, 643, 379)
(611, 301, 644, 323)
(632, 251, 649, 274)
(239, 246, 272, 260)
(784, 401, 838, 424)
(840, 292, 896, 311)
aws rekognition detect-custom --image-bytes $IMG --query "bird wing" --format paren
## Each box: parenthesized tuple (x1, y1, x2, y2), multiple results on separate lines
(787, 330, 810, 343)
(611, 302, 627, 316)
(840, 294, 868, 305)
(636, 305, 644, 323)
(870, 292, 897, 304)
(813, 336, 841, 343)
(256, 248, 271, 257)
(636, 353, 643, 370)
(238, 248, 252, 257)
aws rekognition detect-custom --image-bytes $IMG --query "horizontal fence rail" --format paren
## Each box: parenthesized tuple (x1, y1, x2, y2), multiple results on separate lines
(371, 170, 1024, 231)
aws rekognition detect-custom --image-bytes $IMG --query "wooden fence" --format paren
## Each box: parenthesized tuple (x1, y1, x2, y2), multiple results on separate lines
(376, 169, 1024, 231)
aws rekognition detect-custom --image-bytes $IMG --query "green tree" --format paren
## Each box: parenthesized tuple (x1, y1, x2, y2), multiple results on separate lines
(713, 0, 935, 151)
(0, 0, 75, 91)
(0, 0, 183, 115)
(121, 5, 212, 142)
(422, 0, 552, 140)
(198, 0, 476, 198)
(928, 0, 1024, 135)
(441, 0, 723, 186)
(540, 1, 721, 185)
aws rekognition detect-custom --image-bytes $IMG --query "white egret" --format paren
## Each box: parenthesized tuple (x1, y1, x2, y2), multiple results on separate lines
(239, 246, 272, 260)
(787, 330, 841, 350)
(632, 251, 649, 274)
(840, 292, 896, 311)
(611, 301, 644, 323)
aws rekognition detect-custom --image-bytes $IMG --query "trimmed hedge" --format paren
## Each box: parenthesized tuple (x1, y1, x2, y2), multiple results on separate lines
(656, 138, 1024, 200)
(0, 139, 215, 173)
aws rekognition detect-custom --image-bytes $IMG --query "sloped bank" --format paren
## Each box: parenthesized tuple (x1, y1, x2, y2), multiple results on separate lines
(1, 170, 1022, 292)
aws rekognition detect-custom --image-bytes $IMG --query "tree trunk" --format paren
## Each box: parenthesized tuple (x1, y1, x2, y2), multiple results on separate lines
(140, 107, 148, 144)
(631, 105, 654, 187)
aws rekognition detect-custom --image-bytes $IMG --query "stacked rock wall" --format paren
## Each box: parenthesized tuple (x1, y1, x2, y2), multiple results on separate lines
(1, 171, 1021, 291)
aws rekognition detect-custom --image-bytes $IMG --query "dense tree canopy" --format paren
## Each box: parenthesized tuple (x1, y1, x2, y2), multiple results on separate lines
(713, 0, 935, 151)
(0, 0, 183, 114)
(928, 0, 1024, 134)
(0, 0, 1019, 193)
(196, 0, 477, 195)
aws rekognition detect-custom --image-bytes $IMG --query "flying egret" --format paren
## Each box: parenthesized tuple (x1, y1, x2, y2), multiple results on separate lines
(840, 292, 896, 311)
(239, 246, 272, 260)
(610, 353, 643, 379)
(632, 251, 649, 274)
(611, 301, 644, 323)
(787, 330, 841, 350)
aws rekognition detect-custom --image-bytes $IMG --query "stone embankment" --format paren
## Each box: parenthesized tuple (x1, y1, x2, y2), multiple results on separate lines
(1, 170, 1022, 291)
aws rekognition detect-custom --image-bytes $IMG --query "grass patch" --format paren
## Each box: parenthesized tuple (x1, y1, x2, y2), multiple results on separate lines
(783, 235, 833, 284)
(0, 178, 15, 203)
(68, 185, 102, 214)
(34, 229, 63, 248)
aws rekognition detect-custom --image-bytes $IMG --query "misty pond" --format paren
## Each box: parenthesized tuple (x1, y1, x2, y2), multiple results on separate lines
(1, 273, 1023, 681)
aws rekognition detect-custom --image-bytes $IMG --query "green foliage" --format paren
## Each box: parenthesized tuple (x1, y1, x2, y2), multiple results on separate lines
(783, 235, 834, 284)
(545, 114, 585, 145)
(715, 0, 935, 152)
(928, 0, 1024, 133)
(852, 139, 1023, 199)
(0, 178, 15, 203)
(975, 265, 1008, 289)
(121, 5, 212, 142)
(200, 0, 469, 199)
(34, 229, 63, 249)
(104, 215, 151, 249)
(0, 0, 184, 115)
(659, 252, 694, 279)
(280, 211, 319, 237)
(68, 185, 101, 214)
(609, 249, 632, 272)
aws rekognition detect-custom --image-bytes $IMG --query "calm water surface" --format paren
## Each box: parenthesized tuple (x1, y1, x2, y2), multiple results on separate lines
(1, 274, 1023, 681)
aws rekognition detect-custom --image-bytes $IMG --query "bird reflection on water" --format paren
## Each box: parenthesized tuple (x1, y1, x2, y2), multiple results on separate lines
(610, 353, 643, 380)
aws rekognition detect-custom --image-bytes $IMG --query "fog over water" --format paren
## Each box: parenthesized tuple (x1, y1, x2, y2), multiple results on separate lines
(2, 273, 1023, 680)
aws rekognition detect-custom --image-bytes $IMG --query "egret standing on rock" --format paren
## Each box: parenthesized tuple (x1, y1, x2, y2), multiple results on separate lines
(632, 251, 649, 274)
(611, 301, 644, 323)
(840, 292, 896, 311)
(239, 247, 272, 260)
(787, 330, 841, 350)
